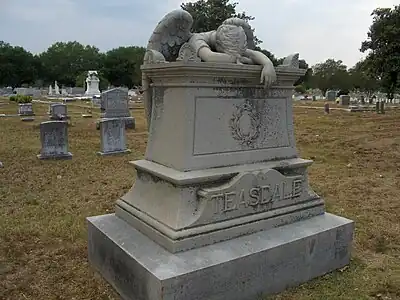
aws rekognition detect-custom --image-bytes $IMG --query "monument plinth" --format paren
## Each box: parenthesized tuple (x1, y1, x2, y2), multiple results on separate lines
(87, 9, 354, 300)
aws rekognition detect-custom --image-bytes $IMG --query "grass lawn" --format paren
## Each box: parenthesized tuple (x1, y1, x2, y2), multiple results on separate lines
(1, 99, 399, 300)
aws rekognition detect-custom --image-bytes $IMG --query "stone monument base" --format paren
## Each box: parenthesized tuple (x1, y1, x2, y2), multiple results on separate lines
(97, 149, 131, 156)
(87, 213, 354, 300)
(96, 117, 135, 130)
(37, 152, 73, 160)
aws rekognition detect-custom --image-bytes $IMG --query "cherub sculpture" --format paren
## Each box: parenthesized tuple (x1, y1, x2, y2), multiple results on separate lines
(142, 9, 277, 128)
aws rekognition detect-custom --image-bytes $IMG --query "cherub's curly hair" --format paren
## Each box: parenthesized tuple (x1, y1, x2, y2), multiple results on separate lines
(215, 24, 248, 58)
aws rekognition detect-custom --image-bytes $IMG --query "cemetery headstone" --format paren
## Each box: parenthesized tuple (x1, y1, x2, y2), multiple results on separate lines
(37, 121, 72, 160)
(325, 90, 336, 101)
(97, 118, 131, 156)
(18, 103, 35, 116)
(339, 95, 350, 106)
(50, 103, 68, 120)
(97, 87, 135, 129)
(87, 11, 354, 300)
(324, 102, 330, 114)
(380, 101, 385, 114)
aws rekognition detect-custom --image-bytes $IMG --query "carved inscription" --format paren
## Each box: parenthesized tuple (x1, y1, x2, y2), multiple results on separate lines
(198, 169, 305, 217)
(210, 178, 302, 214)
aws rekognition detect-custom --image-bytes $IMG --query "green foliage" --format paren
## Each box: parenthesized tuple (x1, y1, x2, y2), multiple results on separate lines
(361, 5, 400, 99)
(102, 46, 145, 88)
(294, 84, 306, 94)
(349, 59, 380, 98)
(39, 41, 103, 86)
(9, 94, 32, 103)
(0, 41, 38, 88)
(181, 0, 261, 45)
(310, 59, 351, 94)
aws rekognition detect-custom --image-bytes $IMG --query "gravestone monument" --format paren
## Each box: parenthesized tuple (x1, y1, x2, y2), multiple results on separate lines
(96, 87, 135, 129)
(339, 95, 350, 106)
(37, 121, 72, 159)
(54, 81, 60, 95)
(48, 85, 53, 95)
(98, 118, 131, 156)
(87, 9, 354, 300)
(85, 71, 101, 96)
(325, 90, 336, 101)
(18, 103, 35, 116)
(50, 103, 68, 120)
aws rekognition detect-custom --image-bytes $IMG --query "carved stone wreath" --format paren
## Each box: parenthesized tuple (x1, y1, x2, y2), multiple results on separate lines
(229, 101, 262, 148)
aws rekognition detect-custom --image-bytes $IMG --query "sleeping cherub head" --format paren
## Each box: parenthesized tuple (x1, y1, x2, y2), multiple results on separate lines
(215, 24, 248, 59)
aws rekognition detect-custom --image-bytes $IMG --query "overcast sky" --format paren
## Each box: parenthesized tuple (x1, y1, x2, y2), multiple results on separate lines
(0, 0, 397, 68)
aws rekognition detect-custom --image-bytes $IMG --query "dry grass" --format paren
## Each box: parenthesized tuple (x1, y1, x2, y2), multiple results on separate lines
(0, 99, 399, 300)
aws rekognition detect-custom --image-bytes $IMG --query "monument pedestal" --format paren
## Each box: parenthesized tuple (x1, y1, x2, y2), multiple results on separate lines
(88, 213, 353, 300)
(88, 61, 354, 300)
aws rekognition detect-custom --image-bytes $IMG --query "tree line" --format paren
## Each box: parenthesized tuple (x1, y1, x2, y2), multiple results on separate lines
(0, 0, 398, 99)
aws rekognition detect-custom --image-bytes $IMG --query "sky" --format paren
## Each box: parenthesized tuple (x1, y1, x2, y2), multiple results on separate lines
(0, 0, 397, 68)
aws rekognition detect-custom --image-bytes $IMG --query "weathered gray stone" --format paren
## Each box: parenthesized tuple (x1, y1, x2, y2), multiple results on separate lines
(99, 87, 135, 130)
(98, 118, 131, 156)
(88, 14, 354, 299)
(339, 95, 350, 106)
(50, 103, 68, 120)
(88, 213, 354, 300)
(18, 103, 35, 116)
(37, 121, 72, 160)
(325, 90, 336, 101)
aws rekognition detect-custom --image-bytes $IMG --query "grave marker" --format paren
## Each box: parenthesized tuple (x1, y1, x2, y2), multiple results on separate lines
(98, 118, 131, 156)
(37, 121, 72, 160)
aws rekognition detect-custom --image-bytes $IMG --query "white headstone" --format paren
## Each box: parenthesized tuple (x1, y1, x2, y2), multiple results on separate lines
(54, 81, 60, 95)
(85, 71, 101, 96)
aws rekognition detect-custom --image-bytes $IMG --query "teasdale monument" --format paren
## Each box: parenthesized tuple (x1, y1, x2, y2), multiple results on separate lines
(87, 9, 354, 300)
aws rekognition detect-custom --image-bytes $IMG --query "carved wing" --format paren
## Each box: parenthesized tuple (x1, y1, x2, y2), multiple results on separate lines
(222, 17, 255, 50)
(146, 9, 194, 62)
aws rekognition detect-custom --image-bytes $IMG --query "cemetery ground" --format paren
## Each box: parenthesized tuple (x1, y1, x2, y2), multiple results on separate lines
(1, 99, 399, 300)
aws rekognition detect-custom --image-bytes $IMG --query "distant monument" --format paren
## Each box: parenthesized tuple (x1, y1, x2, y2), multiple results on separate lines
(54, 81, 60, 95)
(85, 71, 101, 96)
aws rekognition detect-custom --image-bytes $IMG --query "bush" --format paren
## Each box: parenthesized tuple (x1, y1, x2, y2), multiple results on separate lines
(9, 94, 32, 103)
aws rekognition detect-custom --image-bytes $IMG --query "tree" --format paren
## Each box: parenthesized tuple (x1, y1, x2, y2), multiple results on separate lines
(39, 41, 103, 86)
(310, 59, 351, 94)
(181, 0, 261, 46)
(349, 59, 380, 99)
(102, 46, 145, 88)
(361, 5, 400, 100)
(0, 41, 38, 88)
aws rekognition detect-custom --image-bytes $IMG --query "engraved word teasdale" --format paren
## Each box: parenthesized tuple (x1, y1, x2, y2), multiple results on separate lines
(198, 170, 304, 215)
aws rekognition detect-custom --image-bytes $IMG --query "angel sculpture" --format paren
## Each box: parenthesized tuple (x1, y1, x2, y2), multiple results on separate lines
(142, 9, 277, 129)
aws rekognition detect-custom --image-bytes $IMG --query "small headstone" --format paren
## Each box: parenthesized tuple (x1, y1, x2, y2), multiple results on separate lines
(37, 121, 72, 160)
(18, 103, 35, 116)
(97, 87, 135, 129)
(50, 103, 68, 120)
(376, 102, 380, 114)
(325, 90, 336, 101)
(339, 95, 350, 106)
(98, 118, 131, 156)
(380, 101, 385, 114)
(324, 103, 330, 114)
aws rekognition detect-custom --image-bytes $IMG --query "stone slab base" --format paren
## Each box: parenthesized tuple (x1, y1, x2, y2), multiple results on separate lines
(37, 152, 73, 160)
(21, 117, 35, 122)
(96, 117, 136, 130)
(87, 213, 354, 300)
(97, 149, 131, 156)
